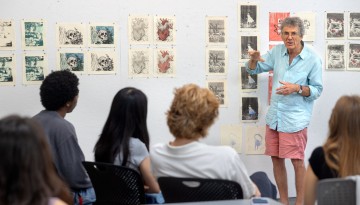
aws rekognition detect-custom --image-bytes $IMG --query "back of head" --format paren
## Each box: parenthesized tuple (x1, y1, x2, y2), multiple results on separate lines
(167, 84, 219, 139)
(95, 87, 149, 164)
(324, 95, 360, 177)
(0, 115, 67, 204)
(40, 70, 79, 111)
(280, 16, 305, 37)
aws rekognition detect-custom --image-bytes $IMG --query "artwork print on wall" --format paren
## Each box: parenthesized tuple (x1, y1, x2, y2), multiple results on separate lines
(57, 51, 85, 73)
(89, 23, 117, 47)
(154, 48, 176, 77)
(0, 54, 15, 86)
(0, 20, 15, 50)
(21, 19, 46, 50)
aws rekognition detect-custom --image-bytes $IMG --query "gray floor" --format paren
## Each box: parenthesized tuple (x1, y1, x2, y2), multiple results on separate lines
(276, 197, 296, 205)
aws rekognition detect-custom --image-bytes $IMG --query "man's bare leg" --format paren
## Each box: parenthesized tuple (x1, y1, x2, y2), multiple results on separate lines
(291, 159, 305, 205)
(272, 156, 289, 205)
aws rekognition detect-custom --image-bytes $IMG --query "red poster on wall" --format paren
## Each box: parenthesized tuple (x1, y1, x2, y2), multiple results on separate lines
(269, 12, 290, 41)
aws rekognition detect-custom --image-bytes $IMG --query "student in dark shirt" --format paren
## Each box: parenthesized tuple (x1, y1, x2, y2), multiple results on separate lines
(304, 95, 360, 204)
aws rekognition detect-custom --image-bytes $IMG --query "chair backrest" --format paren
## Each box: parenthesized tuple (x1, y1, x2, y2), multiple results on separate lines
(82, 161, 145, 205)
(317, 177, 356, 205)
(158, 177, 243, 203)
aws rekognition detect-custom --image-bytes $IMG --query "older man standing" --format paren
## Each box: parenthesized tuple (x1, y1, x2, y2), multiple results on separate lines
(246, 17, 323, 205)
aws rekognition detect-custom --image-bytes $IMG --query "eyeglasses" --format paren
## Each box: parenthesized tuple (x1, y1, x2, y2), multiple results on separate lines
(282, 32, 299, 37)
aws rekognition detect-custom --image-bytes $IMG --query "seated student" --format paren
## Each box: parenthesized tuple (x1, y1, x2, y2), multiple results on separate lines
(33, 70, 95, 205)
(151, 83, 276, 199)
(94, 87, 164, 204)
(304, 95, 360, 205)
(0, 115, 72, 205)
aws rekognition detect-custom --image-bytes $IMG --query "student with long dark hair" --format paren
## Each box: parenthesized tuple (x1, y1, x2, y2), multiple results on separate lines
(94, 87, 163, 203)
(0, 115, 72, 205)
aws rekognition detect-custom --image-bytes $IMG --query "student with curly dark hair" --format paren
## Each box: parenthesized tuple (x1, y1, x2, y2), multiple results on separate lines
(33, 70, 95, 205)
(0, 115, 72, 205)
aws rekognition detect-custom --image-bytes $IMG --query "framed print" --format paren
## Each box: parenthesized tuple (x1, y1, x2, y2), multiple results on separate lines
(206, 80, 228, 107)
(240, 64, 257, 92)
(0, 54, 15, 86)
(57, 51, 86, 74)
(348, 12, 360, 39)
(241, 96, 259, 122)
(269, 12, 290, 41)
(56, 23, 86, 48)
(128, 48, 153, 78)
(21, 19, 46, 50)
(294, 12, 316, 42)
(220, 124, 242, 153)
(238, 2, 259, 31)
(128, 15, 153, 45)
(325, 42, 346, 71)
(239, 34, 259, 62)
(87, 51, 117, 75)
(205, 47, 228, 76)
(348, 43, 360, 71)
(205, 16, 228, 46)
(154, 48, 176, 77)
(245, 125, 266, 155)
(0, 20, 15, 50)
(154, 15, 176, 45)
(89, 22, 117, 47)
(325, 12, 345, 39)
(23, 53, 47, 85)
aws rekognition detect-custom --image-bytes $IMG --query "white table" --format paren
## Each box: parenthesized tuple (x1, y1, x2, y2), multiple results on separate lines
(144, 197, 283, 205)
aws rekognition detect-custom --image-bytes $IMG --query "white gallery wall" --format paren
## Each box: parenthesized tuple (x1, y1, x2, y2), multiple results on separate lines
(1, 0, 360, 197)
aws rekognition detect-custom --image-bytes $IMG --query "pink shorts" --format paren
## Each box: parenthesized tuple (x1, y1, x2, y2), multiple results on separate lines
(264, 125, 307, 160)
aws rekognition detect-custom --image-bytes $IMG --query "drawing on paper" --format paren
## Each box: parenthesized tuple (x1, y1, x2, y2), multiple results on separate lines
(89, 51, 115, 74)
(349, 12, 360, 39)
(206, 48, 227, 75)
(295, 12, 316, 42)
(58, 52, 84, 72)
(220, 125, 242, 153)
(154, 16, 175, 44)
(0, 20, 15, 50)
(348, 43, 360, 70)
(23, 54, 46, 84)
(245, 126, 265, 155)
(57, 24, 85, 47)
(0, 55, 15, 85)
(154, 48, 175, 77)
(128, 48, 152, 77)
(206, 16, 227, 45)
(240, 65, 257, 91)
(326, 12, 345, 39)
(239, 35, 259, 61)
(241, 97, 259, 122)
(22, 20, 45, 49)
(269, 12, 290, 41)
(128, 15, 152, 44)
(326, 43, 345, 70)
(238, 3, 258, 31)
(90, 24, 115, 47)
(206, 80, 227, 107)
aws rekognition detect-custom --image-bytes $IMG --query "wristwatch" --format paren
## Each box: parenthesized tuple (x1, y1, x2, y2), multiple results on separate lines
(298, 85, 303, 94)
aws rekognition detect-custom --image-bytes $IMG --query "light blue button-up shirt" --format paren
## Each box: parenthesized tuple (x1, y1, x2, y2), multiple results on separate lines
(245, 42, 323, 133)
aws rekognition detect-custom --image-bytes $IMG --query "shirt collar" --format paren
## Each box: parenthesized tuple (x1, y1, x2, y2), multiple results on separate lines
(282, 40, 307, 60)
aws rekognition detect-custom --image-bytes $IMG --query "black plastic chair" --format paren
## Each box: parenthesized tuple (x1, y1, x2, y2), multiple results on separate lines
(317, 177, 356, 205)
(82, 161, 145, 205)
(158, 177, 243, 203)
